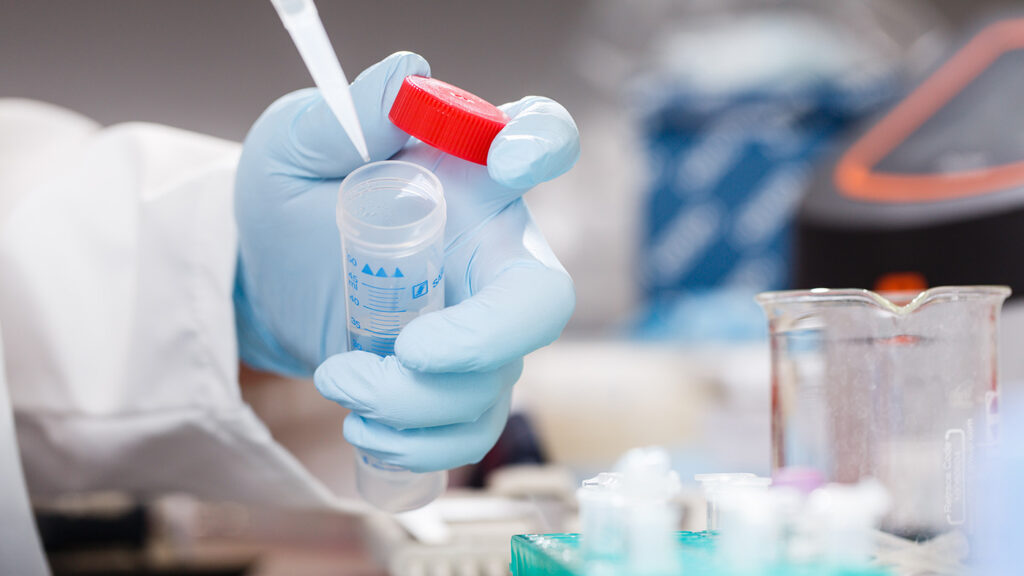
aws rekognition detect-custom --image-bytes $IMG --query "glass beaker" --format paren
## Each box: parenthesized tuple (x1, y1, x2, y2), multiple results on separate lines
(757, 287, 1009, 539)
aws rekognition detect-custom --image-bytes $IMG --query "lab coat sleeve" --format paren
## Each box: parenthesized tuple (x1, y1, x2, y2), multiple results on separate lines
(0, 99, 363, 512)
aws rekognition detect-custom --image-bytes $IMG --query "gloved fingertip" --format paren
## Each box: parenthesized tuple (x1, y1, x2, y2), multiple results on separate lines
(375, 51, 432, 111)
(394, 311, 487, 372)
(342, 412, 368, 449)
(313, 357, 338, 394)
(393, 319, 432, 371)
(487, 136, 548, 189)
(359, 51, 430, 80)
(313, 355, 356, 407)
(344, 51, 432, 163)
(314, 351, 397, 410)
(487, 98, 580, 189)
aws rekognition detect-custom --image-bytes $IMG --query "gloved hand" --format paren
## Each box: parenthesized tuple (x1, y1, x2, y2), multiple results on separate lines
(234, 52, 579, 472)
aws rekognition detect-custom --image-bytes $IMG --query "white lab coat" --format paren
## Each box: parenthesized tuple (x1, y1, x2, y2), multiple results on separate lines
(0, 99, 368, 571)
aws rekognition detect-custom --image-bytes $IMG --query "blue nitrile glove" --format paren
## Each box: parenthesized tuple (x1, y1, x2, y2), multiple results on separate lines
(234, 52, 579, 472)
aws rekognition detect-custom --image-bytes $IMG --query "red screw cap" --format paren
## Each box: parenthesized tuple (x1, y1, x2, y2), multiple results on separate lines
(389, 75, 510, 165)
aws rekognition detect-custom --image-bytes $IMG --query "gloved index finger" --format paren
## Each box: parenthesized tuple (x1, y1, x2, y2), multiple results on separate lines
(251, 51, 430, 179)
(396, 263, 574, 374)
(394, 203, 575, 374)
(487, 96, 581, 190)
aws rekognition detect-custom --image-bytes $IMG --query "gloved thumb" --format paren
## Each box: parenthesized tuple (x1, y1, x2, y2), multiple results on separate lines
(248, 51, 431, 180)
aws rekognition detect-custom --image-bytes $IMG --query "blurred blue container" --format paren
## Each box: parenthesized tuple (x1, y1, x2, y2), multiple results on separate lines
(639, 78, 895, 298)
(628, 15, 906, 343)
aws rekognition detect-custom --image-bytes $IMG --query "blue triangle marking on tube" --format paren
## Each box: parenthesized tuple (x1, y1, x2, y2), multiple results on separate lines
(362, 264, 373, 275)
(376, 267, 388, 277)
(394, 268, 404, 278)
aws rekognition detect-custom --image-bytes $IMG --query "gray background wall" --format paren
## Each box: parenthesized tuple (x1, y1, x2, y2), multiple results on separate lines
(1, 1, 586, 141)
(3, 1, 1011, 140)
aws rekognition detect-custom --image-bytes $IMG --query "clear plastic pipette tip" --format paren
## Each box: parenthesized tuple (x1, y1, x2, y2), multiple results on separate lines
(270, 0, 371, 163)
